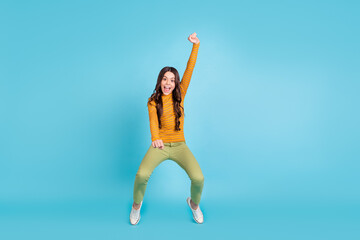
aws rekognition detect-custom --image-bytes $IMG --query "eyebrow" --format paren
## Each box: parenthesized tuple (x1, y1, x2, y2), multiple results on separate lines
(163, 76, 175, 79)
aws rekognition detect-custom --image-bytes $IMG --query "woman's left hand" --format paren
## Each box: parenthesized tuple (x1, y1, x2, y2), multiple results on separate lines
(188, 32, 200, 44)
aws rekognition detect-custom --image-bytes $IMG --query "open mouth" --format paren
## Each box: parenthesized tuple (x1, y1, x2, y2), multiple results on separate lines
(163, 86, 171, 93)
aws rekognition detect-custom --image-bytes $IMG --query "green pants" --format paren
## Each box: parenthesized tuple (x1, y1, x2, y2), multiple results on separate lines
(133, 141, 204, 205)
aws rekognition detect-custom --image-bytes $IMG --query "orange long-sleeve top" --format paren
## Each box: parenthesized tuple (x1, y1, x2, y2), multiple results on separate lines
(147, 42, 200, 143)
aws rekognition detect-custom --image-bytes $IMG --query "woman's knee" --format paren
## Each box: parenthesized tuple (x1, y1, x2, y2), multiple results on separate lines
(191, 174, 204, 184)
(135, 170, 151, 183)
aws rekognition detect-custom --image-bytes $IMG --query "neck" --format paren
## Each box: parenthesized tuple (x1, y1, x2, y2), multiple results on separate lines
(162, 92, 172, 97)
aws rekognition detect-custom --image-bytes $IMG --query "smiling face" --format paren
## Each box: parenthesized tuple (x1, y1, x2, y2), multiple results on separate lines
(161, 71, 176, 95)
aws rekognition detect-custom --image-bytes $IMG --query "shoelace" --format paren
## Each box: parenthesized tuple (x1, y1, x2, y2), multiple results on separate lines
(131, 208, 140, 218)
(193, 207, 203, 220)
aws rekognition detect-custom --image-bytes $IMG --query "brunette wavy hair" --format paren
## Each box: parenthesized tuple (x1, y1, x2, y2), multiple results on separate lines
(148, 66, 184, 131)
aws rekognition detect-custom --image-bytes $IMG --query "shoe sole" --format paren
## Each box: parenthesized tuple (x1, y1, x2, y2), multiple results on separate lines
(186, 197, 203, 224)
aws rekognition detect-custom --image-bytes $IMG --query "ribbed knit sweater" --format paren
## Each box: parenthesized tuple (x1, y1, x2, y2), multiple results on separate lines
(147, 42, 200, 143)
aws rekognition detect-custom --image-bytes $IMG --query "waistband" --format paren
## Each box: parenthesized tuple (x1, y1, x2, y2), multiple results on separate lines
(163, 141, 186, 147)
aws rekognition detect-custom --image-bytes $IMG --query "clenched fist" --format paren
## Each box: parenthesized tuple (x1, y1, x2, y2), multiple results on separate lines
(152, 139, 164, 150)
(188, 32, 200, 44)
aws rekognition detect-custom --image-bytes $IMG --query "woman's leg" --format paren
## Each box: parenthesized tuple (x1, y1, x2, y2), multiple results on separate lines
(133, 144, 169, 205)
(170, 142, 204, 205)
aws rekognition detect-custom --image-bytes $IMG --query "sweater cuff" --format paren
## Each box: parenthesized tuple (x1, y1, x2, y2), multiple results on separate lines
(151, 137, 161, 142)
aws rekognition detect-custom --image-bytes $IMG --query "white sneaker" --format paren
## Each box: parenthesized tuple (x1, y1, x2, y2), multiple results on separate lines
(186, 197, 203, 224)
(130, 201, 143, 225)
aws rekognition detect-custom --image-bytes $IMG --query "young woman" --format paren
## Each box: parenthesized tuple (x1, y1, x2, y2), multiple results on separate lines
(130, 32, 204, 225)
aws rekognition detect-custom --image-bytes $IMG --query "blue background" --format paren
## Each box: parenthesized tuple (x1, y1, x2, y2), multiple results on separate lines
(1, 0, 359, 239)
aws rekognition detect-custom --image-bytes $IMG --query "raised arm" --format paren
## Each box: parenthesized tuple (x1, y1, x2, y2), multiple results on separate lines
(180, 33, 200, 98)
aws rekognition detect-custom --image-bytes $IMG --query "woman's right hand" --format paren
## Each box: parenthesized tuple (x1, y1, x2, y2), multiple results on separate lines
(152, 139, 164, 150)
